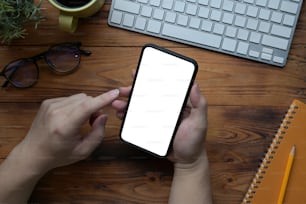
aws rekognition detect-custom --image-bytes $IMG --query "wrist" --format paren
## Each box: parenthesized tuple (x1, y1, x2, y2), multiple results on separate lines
(174, 151, 209, 175)
(169, 151, 213, 204)
(0, 143, 48, 204)
(8, 142, 50, 177)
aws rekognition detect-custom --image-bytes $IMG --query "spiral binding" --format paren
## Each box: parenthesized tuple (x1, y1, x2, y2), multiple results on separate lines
(242, 103, 299, 204)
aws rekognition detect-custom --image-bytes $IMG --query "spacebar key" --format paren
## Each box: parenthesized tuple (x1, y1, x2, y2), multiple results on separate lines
(162, 23, 222, 48)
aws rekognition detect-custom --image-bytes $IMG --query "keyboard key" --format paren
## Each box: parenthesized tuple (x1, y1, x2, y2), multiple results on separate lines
(150, 0, 161, 7)
(141, 6, 153, 17)
(222, 13, 234, 24)
(110, 10, 123, 24)
(262, 35, 289, 50)
(261, 52, 272, 60)
(235, 16, 247, 27)
(283, 14, 295, 26)
(237, 29, 249, 40)
(213, 23, 225, 35)
(280, 1, 299, 14)
(273, 56, 284, 64)
(135, 17, 147, 30)
(177, 14, 188, 26)
(114, 0, 140, 14)
(271, 24, 292, 38)
(258, 21, 271, 33)
(249, 50, 260, 58)
(222, 38, 237, 52)
(259, 8, 271, 20)
(210, 0, 222, 9)
(237, 41, 249, 55)
(198, 0, 209, 6)
(246, 19, 258, 30)
(256, 0, 267, 7)
(246, 6, 259, 17)
(235, 3, 247, 14)
(153, 9, 164, 20)
(267, 0, 280, 9)
(262, 47, 273, 54)
(162, 23, 222, 48)
(174, 1, 185, 12)
(225, 26, 237, 37)
(165, 12, 176, 23)
(271, 11, 283, 23)
(201, 20, 213, 31)
(198, 7, 210, 18)
(210, 10, 222, 21)
(189, 17, 201, 29)
(250, 32, 261, 43)
(186, 4, 198, 15)
(147, 20, 162, 33)
(162, 0, 173, 10)
(223, 0, 234, 11)
(138, 0, 148, 3)
(123, 14, 134, 27)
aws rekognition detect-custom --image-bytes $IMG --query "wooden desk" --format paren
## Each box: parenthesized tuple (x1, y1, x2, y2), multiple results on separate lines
(0, 1, 305, 203)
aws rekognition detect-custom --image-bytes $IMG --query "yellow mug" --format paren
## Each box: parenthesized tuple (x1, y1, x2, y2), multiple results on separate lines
(48, 0, 105, 32)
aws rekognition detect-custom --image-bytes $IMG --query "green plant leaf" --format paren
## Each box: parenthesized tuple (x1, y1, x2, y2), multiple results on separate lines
(0, 0, 44, 44)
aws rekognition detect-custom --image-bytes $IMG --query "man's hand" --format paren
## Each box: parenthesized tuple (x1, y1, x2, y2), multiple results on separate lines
(112, 81, 212, 204)
(0, 89, 119, 204)
(21, 89, 119, 171)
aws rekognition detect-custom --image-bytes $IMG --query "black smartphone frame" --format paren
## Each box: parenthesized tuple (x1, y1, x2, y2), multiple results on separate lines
(119, 43, 198, 158)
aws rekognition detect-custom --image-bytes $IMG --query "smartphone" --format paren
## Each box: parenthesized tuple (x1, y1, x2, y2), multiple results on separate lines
(120, 44, 198, 157)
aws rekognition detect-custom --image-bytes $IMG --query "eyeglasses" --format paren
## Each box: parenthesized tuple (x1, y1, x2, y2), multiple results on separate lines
(0, 42, 91, 88)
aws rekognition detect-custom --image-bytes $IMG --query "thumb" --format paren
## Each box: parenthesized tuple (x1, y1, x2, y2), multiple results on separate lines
(75, 114, 108, 157)
(189, 84, 207, 128)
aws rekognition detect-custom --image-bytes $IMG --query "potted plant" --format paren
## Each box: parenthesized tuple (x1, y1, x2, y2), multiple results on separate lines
(0, 0, 44, 44)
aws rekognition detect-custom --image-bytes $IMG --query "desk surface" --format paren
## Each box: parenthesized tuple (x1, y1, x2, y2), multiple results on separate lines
(0, 1, 305, 203)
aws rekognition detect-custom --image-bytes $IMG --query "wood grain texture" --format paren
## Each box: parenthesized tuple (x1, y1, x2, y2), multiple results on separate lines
(0, 0, 305, 203)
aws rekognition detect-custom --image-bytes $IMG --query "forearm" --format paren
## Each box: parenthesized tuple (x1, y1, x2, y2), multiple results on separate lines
(169, 152, 212, 204)
(0, 143, 47, 204)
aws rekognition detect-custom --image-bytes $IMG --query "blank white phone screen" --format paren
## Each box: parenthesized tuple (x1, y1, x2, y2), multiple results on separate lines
(121, 46, 196, 157)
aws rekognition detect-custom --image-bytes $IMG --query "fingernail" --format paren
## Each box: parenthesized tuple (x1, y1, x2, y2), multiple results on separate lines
(110, 89, 120, 97)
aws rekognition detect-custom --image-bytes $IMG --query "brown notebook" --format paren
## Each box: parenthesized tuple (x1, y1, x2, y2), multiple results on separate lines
(242, 100, 306, 204)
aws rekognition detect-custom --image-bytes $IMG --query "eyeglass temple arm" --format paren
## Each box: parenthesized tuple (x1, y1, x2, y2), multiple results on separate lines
(0, 64, 23, 88)
(32, 51, 47, 60)
(1, 80, 9, 88)
(80, 49, 92, 56)
(1, 80, 10, 88)
(0, 72, 9, 88)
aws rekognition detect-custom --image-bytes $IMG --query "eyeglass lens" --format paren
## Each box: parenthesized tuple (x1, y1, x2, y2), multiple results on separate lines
(45, 44, 81, 73)
(3, 59, 38, 88)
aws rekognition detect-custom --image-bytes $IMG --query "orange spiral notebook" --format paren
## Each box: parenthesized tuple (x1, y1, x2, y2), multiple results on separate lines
(242, 99, 306, 204)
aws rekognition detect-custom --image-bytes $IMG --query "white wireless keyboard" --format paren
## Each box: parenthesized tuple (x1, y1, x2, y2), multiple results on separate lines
(108, 0, 303, 67)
